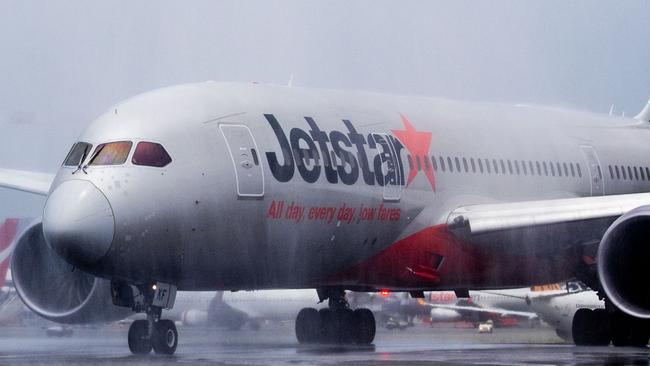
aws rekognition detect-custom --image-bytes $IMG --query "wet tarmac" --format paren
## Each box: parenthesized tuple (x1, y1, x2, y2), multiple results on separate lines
(0, 323, 648, 365)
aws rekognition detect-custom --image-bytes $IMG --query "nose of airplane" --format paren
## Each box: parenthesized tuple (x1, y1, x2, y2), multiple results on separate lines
(43, 180, 115, 266)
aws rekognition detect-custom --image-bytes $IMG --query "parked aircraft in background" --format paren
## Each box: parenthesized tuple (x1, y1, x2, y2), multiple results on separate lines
(1, 82, 650, 354)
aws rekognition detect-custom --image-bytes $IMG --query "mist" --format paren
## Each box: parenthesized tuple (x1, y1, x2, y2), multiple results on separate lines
(0, 0, 648, 219)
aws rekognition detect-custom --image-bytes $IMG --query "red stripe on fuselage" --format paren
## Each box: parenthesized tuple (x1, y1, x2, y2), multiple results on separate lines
(322, 224, 484, 289)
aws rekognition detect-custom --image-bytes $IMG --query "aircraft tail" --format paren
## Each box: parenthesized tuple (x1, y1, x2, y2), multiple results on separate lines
(0, 219, 20, 289)
(635, 98, 650, 122)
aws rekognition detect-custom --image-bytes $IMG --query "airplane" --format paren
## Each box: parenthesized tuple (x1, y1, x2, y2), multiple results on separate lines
(169, 289, 322, 330)
(1, 81, 650, 354)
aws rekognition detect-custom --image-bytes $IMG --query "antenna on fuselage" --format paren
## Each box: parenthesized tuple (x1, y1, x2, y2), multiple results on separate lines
(634, 98, 650, 123)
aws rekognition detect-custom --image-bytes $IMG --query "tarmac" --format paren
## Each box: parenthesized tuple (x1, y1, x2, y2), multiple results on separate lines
(0, 322, 648, 365)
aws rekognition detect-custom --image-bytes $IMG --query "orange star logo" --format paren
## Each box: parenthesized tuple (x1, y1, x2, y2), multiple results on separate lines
(391, 114, 436, 191)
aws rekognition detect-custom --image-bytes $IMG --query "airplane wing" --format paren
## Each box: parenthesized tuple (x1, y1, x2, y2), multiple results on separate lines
(446, 193, 650, 257)
(0, 168, 55, 196)
(420, 300, 538, 319)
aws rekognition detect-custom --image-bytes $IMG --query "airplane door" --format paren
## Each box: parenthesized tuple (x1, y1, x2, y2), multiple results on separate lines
(219, 124, 264, 197)
(580, 145, 604, 196)
(372, 133, 402, 201)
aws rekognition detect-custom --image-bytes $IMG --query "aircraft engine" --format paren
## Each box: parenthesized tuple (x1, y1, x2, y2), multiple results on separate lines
(598, 206, 650, 319)
(11, 220, 130, 323)
(181, 309, 208, 326)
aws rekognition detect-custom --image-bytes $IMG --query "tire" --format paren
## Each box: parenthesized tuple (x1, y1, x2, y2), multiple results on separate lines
(295, 308, 320, 343)
(353, 308, 376, 345)
(591, 309, 611, 346)
(151, 319, 178, 355)
(128, 320, 152, 355)
(319, 308, 334, 343)
(612, 312, 650, 347)
(572, 308, 592, 346)
(332, 308, 355, 344)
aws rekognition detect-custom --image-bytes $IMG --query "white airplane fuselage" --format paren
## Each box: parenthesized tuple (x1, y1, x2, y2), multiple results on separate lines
(41, 82, 649, 292)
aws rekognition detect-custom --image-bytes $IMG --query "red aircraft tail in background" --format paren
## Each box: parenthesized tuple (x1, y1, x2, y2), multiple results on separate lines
(0, 219, 20, 289)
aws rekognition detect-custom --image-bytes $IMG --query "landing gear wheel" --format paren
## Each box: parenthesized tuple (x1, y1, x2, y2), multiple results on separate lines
(572, 308, 591, 346)
(296, 308, 320, 343)
(590, 309, 611, 345)
(128, 320, 152, 355)
(353, 308, 375, 345)
(332, 308, 355, 344)
(611, 312, 650, 347)
(151, 320, 178, 355)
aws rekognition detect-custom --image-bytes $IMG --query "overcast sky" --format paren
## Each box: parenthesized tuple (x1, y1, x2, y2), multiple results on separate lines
(0, 0, 648, 219)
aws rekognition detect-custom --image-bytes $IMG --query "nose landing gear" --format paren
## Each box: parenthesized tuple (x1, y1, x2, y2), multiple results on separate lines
(295, 289, 375, 345)
(112, 281, 178, 355)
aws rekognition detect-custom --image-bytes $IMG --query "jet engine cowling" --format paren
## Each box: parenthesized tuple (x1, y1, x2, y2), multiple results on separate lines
(598, 206, 650, 319)
(11, 220, 130, 323)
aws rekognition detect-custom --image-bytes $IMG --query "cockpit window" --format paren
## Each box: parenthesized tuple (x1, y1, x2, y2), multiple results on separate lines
(89, 141, 133, 166)
(63, 142, 93, 167)
(132, 142, 172, 167)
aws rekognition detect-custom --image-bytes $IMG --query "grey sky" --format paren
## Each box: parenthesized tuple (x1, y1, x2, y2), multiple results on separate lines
(0, 0, 648, 219)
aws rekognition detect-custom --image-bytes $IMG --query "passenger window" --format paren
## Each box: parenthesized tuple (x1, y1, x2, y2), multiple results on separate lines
(424, 157, 430, 171)
(448, 157, 454, 172)
(634, 167, 639, 180)
(608, 166, 614, 180)
(478, 158, 484, 173)
(576, 163, 582, 178)
(416, 156, 422, 171)
(640, 167, 645, 181)
(556, 162, 562, 177)
(622, 166, 627, 180)
(463, 158, 469, 172)
(470, 158, 476, 173)
(440, 157, 446, 172)
(507, 160, 513, 175)
(132, 142, 172, 168)
(431, 156, 438, 171)
(646, 168, 650, 181)
(89, 141, 133, 166)
(493, 159, 499, 174)
(517, 160, 523, 175)
(563, 163, 569, 177)
(536, 161, 542, 176)
(570, 163, 575, 177)
(528, 161, 534, 176)
(63, 142, 93, 167)
(455, 157, 461, 172)
(500, 160, 506, 175)
(543, 162, 548, 176)
(628, 166, 633, 180)
(485, 159, 491, 174)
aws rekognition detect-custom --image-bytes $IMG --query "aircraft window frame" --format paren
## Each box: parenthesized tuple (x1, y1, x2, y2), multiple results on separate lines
(615, 165, 620, 179)
(88, 141, 133, 166)
(507, 160, 513, 175)
(556, 162, 562, 177)
(500, 159, 506, 175)
(63, 142, 93, 167)
(439, 157, 446, 172)
(549, 161, 555, 176)
(528, 161, 534, 176)
(521, 160, 527, 175)
(131, 141, 173, 168)
(477, 158, 484, 173)
(463, 157, 469, 172)
(570, 163, 575, 177)
(455, 157, 461, 172)
(628, 166, 633, 180)
(634, 166, 639, 180)
(470, 158, 476, 173)
(492, 159, 499, 174)
(576, 163, 582, 178)
(431, 156, 438, 171)
(608, 165, 614, 180)
(515, 160, 521, 175)
(622, 166, 627, 180)
(484, 158, 490, 174)
(536, 161, 542, 176)
(447, 157, 454, 172)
